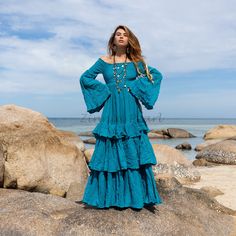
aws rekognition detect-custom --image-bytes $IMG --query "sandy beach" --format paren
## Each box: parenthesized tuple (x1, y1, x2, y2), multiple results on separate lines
(183, 165, 236, 211)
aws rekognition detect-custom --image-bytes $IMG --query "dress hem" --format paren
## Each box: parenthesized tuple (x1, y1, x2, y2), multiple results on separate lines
(81, 199, 163, 209)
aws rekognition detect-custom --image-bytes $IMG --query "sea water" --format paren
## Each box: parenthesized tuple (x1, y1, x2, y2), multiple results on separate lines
(48, 117, 236, 161)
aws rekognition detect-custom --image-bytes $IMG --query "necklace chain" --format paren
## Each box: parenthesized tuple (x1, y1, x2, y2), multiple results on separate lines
(113, 55, 130, 93)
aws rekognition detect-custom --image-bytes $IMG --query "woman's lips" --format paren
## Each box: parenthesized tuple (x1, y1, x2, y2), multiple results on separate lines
(119, 40, 124, 42)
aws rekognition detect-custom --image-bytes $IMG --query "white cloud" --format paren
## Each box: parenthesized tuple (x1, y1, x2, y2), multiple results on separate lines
(0, 0, 236, 117)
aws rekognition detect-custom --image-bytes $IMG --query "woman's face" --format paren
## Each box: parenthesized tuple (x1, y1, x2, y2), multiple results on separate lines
(114, 28, 129, 48)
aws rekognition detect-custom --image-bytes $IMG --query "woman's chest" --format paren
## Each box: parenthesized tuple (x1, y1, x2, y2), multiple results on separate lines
(102, 64, 138, 84)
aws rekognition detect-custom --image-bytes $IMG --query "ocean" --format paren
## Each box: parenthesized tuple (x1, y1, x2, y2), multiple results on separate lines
(48, 118, 236, 161)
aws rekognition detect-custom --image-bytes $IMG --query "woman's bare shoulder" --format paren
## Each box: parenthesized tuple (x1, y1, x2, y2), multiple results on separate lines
(100, 55, 113, 63)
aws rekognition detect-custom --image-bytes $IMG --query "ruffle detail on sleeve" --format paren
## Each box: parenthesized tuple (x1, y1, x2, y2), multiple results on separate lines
(128, 66, 163, 110)
(80, 59, 111, 114)
(80, 78, 111, 114)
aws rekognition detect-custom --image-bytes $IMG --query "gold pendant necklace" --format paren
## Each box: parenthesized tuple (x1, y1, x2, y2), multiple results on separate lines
(113, 55, 128, 93)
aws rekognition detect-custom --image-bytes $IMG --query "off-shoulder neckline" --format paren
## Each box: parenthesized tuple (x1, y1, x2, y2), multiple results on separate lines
(98, 57, 140, 65)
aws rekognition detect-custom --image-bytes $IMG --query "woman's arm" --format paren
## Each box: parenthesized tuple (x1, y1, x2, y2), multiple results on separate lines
(80, 59, 111, 114)
(128, 65, 163, 110)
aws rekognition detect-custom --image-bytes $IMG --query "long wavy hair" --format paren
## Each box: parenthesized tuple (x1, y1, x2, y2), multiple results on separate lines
(107, 25, 153, 83)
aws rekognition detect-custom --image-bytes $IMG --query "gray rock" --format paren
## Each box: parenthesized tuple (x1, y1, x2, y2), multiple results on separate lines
(153, 144, 192, 166)
(192, 158, 219, 167)
(0, 180, 235, 236)
(196, 140, 236, 164)
(148, 129, 170, 139)
(83, 138, 96, 144)
(153, 163, 201, 185)
(194, 139, 223, 151)
(167, 128, 196, 138)
(66, 181, 88, 202)
(203, 125, 236, 140)
(0, 144, 5, 187)
(148, 132, 166, 139)
(0, 104, 88, 197)
(152, 144, 198, 184)
(84, 148, 94, 163)
(78, 131, 94, 137)
(175, 142, 192, 150)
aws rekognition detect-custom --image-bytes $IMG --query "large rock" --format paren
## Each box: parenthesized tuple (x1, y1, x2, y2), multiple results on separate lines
(194, 139, 224, 151)
(152, 144, 200, 184)
(148, 129, 170, 139)
(148, 132, 168, 139)
(0, 144, 4, 186)
(83, 137, 96, 144)
(166, 128, 196, 138)
(58, 130, 86, 152)
(196, 139, 236, 165)
(84, 148, 94, 163)
(203, 125, 236, 140)
(150, 128, 195, 138)
(153, 144, 191, 166)
(0, 178, 235, 236)
(192, 158, 219, 167)
(0, 104, 88, 198)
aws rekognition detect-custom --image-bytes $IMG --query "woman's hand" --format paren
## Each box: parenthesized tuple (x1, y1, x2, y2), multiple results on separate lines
(86, 165, 91, 176)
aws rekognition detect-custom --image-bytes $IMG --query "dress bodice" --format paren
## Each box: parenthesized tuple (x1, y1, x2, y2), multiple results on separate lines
(98, 58, 142, 85)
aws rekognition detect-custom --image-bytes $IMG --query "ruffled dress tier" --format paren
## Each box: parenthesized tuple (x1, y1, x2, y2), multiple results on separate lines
(80, 58, 163, 209)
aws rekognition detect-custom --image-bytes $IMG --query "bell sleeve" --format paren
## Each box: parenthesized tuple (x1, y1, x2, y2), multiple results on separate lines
(80, 58, 111, 114)
(128, 65, 163, 110)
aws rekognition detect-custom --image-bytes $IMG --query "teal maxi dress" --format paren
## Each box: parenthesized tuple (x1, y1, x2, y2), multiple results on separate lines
(80, 57, 163, 209)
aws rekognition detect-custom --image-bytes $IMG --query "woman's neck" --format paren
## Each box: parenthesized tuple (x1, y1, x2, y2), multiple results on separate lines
(115, 47, 127, 58)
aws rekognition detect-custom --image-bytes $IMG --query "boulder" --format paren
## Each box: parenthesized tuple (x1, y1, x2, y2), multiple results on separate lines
(0, 104, 88, 198)
(57, 130, 85, 152)
(0, 179, 235, 236)
(196, 140, 236, 165)
(150, 128, 195, 138)
(148, 129, 170, 139)
(203, 125, 236, 140)
(152, 144, 191, 166)
(153, 162, 201, 185)
(149, 129, 165, 135)
(152, 144, 200, 184)
(194, 139, 223, 151)
(83, 137, 96, 144)
(0, 144, 4, 187)
(84, 148, 94, 163)
(148, 132, 167, 139)
(175, 142, 192, 150)
(166, 128, 196, 138)
(192, 158, 218, 167)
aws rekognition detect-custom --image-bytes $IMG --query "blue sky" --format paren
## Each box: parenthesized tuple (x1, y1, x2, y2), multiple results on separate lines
(0, 0, 236, 118)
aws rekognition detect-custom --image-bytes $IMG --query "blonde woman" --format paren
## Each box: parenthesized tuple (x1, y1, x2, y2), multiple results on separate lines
(80, 25, 163, 210)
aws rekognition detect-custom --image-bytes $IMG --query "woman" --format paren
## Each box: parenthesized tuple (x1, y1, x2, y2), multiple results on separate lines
(80, 25, 163, 209)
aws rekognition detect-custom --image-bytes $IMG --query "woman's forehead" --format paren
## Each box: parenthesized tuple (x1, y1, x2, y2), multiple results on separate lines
(116, 29, 126, 34)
